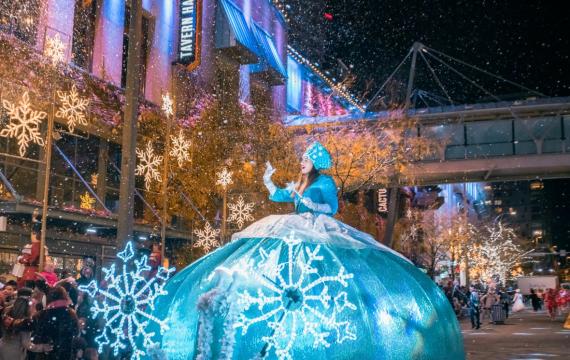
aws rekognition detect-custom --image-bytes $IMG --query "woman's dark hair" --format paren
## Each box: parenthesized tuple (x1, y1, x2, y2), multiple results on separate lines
(7, 297, 31, 320)
(47, 286, 69, 304)
(306, 167, 320, 187)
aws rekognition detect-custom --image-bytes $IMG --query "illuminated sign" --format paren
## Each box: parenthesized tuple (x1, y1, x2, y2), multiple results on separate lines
(377, 188, 388, 214)
(179, 0, 202, 69)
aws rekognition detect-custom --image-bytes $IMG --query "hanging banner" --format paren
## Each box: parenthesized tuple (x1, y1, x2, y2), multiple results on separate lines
(178, 0, 202, 70)
(377, 188, 389, 218)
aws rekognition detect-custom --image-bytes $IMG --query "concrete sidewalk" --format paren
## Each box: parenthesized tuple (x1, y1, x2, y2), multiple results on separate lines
(460, 309, 570, 359)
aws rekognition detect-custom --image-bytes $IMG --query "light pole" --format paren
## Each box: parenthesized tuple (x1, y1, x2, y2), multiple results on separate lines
(117, 0, 143, 248)
(160, 89, 174, 264)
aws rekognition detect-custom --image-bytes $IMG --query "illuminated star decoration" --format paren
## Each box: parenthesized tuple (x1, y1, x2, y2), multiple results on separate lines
(135, 141, 163, 190)
(44, 33, 66, 65)
(216, 167, 233, 189)
(56, 84, 89, 133)
(227, 195, 254, 229)
(161, 93, 174, 117)
(193, 222, 221, 252)
(77, 242, 175, 360)
(169, 130, 191, 167)
(80, 191, 96, 210)
(1, 92, 46, 156)
(234, 231, 357, 359)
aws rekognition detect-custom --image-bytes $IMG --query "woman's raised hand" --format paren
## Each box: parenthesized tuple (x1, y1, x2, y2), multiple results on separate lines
(263, 161, 276, 182)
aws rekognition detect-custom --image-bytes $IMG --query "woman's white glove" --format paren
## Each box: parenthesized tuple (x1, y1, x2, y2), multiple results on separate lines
(300, 196, 333, 214)
(263, 162, 277, 195)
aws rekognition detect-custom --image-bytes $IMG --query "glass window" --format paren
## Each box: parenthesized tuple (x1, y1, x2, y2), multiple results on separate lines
(121, 7, 151, 95)
(72, 0, 98, 71)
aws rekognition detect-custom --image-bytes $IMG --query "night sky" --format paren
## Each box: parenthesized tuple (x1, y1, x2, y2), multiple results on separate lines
(288, 0, 570, 108)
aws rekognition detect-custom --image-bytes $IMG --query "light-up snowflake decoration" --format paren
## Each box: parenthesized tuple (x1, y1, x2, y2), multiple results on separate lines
(136, 141, 163, 190)
(234, 232, 357, 359)
(193, 222, 221, 252)
(228, 195, 254, 229)
(78, 242, 175, 360)
(80, 191, 96, 210)
(169, 130, 191, 167)
(216, 167, 233, 189)
(1, 92, 46, 156)
(44, 33, 66, 65)
(161, 93, 174, 117)
(56, 85, 89, 133)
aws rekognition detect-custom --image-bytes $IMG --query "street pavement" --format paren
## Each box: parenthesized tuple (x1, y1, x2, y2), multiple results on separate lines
(461, 309, 570, 359)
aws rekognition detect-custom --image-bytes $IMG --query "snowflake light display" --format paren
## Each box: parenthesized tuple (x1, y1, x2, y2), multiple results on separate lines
(1, 91, 46, 156)
(136, 141, 163, 190)
(228, 195, 254, 229)
(193, 222, 221, 252)
(161, 93, 174, 117)
(216, 167, 233, 189)
(78, 242, 175, 360)
(234, 232, 357, 359)
(169, 130, 191, 167)
(44, 33, 66, 65)
(56, 85, 89, 133)
(80, 191, 96, 210)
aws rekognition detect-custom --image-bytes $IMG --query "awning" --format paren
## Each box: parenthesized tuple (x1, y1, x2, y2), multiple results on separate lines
(217, 0, 259, 63)
(251, 23, 287, 82)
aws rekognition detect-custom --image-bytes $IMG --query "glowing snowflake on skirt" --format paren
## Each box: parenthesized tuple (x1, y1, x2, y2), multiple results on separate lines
(78, 242, 175, 360)
(234, 232, 357, 360)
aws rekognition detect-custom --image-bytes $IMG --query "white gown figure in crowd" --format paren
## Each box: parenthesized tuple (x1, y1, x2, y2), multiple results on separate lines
(151, 142, 464, 360)
(512, 289, 526, 313)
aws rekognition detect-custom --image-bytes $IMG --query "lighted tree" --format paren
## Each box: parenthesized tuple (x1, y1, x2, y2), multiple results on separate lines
(467, 220, 528, 285)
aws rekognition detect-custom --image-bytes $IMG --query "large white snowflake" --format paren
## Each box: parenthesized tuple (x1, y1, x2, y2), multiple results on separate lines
(216, 167, 233, 189)
(234, 232, 357, 359)
(56, 84, 89, 133)
(169, 130, 191, 167)
(1, 91, 46, 156)
(136, 141, 163, 190)
(193, 222, 221, 252)
(44, 33, 66, 65)
(228, 195, 254, 229)
(78, 242, 175, 360)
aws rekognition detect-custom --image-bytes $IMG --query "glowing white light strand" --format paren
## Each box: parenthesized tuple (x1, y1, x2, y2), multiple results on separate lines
(216, 167, 233, 189)
(56, 85, 89, 133)
(162, 93, 174, 117)
(78, 242, 175, 360)
(1, 92, 46, 156)
(44, 33, 66, 65)
(135, 141, 163, 190)
(234, 231, 357, 360)
(227, 195, 255, 229)
(169, 130, 191, 167)
(193, 222, 221, 252)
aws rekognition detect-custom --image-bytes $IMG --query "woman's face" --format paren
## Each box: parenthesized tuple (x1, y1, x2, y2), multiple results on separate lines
(300, 156, 313, 175)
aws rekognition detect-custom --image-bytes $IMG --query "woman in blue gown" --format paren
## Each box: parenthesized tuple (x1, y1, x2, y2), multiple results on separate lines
(152, 142, 464, 360)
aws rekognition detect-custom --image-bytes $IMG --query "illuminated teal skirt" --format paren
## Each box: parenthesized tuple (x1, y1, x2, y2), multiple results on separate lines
(152, 214, 464, 360)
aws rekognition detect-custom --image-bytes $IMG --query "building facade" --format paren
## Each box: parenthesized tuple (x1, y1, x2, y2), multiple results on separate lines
(0, 0, 288, 275)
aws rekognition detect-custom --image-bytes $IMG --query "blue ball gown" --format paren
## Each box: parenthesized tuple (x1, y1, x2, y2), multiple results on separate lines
(152, 174, 465, 360)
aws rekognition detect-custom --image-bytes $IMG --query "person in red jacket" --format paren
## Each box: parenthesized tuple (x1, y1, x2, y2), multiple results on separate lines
(18, 209, 48, 288)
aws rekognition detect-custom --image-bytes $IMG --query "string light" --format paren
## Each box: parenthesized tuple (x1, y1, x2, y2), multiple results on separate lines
(1, 91, 46, 156)
(135, 141, 163, 190)
(78, 242, 175, 360)
(232, 231, 357, 359)
(287, 46, 364, 112)
(227, 195, 254, 229)
(56, 84, 90, 133)
(216, 167, 233, 189)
